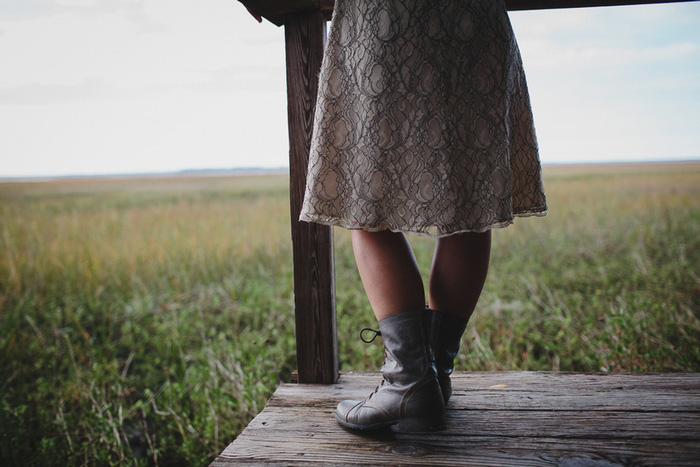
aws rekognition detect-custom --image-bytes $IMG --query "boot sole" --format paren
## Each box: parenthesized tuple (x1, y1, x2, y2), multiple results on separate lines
(335, 413, 446, 433)
(391, 416, 446, 433)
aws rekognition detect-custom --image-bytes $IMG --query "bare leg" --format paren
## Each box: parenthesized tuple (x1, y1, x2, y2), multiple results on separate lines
(429, 231, 491, 319)
(351, 230, 425, 321)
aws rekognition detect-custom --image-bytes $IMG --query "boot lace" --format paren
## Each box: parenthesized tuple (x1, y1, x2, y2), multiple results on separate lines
(360, 327, 381, 343)
(358, 327, 386, 401)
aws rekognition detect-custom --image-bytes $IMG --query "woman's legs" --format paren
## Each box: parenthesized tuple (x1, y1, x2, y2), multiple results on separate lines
(351, 229, 492, 320)
(338, 229, 493, 429)
(428, 230, 491, 403)
(351, 229, 425, 321)
(429, 231, 492, 318)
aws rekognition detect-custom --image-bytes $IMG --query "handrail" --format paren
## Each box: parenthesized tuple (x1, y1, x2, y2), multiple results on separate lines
(238, 0, 698, 26)
(506, 0, 696, 9)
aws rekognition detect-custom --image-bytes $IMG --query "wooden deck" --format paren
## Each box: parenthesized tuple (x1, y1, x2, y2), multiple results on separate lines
(211, 371, 700, 466)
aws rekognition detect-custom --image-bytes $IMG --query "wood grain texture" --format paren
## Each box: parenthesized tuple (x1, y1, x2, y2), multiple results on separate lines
(505, 0, 697, 9)
(242, 406, 700, 440)
(269, 373, 700, 412)
(238, 0, 698, 26)
(285, 12, 338, 384)
(211, 372, 700, 466)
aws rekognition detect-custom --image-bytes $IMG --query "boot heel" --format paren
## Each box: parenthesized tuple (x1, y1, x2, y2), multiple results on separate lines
(391, 415, 446, 433)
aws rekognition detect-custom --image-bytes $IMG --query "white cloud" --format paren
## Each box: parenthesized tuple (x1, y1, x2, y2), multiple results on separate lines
(510, 2, 700, 163)
(0, 0, 147, 21)
(1, 83, 289, 176)
(0, 0, 284, 88)
(0, 78, 113, 104)
(522, 39, 699, 71)
(0, 0, 289, 176)
(53, 0, 100, 7)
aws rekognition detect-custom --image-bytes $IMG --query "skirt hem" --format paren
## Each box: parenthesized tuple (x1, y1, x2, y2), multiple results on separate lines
(299, 207, 548, 238)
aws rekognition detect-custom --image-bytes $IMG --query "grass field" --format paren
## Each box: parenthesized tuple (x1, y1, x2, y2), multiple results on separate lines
(1, 163, 699, 466)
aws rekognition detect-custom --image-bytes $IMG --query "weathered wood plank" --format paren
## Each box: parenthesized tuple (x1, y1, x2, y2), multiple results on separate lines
(302, 370, 700, 391)
(268, 388, 700, 412)
(212, 372, 700, 466)
(243, 406, 700, 440)
(505, 0, 697, 9)
(268, 372, 700, 412)
(215, 433, 700, 466)
(239, 0, 699, 26)
(285, 12, 338, 384)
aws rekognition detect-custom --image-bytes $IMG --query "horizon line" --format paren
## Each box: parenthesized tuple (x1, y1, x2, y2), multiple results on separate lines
(1, 159, 699, 182)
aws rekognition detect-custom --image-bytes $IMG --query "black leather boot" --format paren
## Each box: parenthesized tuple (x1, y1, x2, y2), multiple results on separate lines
(430, 309, 469, 404)
(335, 309, 446, 432)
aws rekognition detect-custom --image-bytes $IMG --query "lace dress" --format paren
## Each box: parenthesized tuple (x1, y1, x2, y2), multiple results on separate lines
(299, 0, 548, 237)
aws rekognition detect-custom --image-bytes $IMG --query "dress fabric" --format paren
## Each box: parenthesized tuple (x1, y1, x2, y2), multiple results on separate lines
(299, 0, 548, 237)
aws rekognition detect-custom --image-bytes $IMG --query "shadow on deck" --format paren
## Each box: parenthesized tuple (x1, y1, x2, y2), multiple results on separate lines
(211, 371, 700, 465)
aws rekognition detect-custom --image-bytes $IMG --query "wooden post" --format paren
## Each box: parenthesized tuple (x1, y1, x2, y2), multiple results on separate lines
(285, 11, 338, 384)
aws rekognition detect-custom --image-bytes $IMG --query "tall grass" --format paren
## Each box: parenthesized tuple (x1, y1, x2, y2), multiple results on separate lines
(1, 164, 699, 465)
(1, 176, 296, 466)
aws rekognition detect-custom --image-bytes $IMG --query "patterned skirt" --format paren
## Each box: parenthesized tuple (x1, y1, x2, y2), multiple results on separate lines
(299, 0, 548, 237)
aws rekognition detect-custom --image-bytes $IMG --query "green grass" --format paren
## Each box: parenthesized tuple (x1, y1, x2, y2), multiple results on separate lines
(1, 164, 699, 465)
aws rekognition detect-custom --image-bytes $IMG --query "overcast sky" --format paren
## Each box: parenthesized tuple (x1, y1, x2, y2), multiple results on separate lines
(1, 0, 699, 178)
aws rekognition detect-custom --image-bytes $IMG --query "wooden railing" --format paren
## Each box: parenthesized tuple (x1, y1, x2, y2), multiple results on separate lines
(237, 0, 698, 384)
(240, 0, 696, 25)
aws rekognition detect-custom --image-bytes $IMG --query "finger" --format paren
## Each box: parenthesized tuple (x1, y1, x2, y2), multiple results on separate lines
(245, 6, 263, 23)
